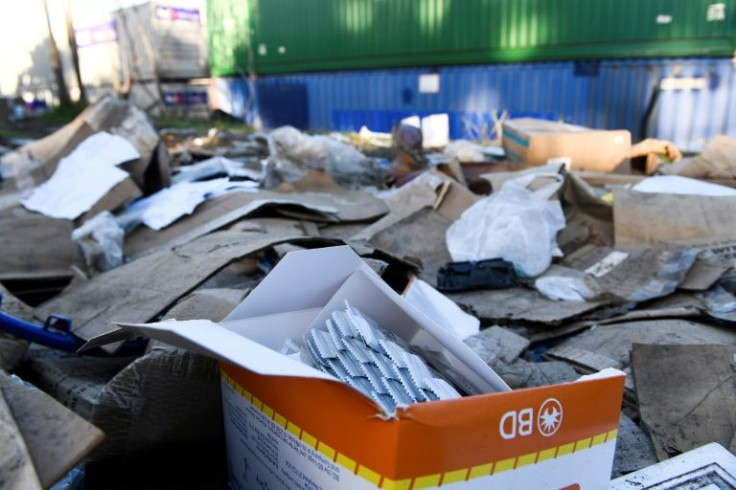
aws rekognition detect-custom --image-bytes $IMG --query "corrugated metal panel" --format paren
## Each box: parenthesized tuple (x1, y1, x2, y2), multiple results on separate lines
(217, 0, 736, 75)
(214, 58, 736, 151)
(207, 0, 252, 77)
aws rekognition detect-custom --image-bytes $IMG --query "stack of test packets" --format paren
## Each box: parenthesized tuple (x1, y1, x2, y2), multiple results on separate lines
(303, 301, 460, 413)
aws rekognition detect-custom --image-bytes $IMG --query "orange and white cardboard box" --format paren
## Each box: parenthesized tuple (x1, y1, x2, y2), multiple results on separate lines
(120, 246, 625, 490)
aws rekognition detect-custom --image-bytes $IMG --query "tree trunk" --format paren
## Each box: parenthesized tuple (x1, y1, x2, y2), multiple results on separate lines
(43, 0, 71, 108)
(64, 0, 86, 104)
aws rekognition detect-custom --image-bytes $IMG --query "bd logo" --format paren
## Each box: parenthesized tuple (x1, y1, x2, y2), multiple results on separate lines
(499, 398, 563, 439)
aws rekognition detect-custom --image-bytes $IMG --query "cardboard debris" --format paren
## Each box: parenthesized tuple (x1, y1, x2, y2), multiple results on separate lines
(0, 97, 162, 211)
(558, 172, 614, 254)
(562, 244, 699, 303)
(659, 135, 736, 180)
(448, 287, 605, 327)
(491, 359, 580, 390)
(611, 414, 659, 478)
(0, 216, 84, 281)
(162, 288, 249, 322)
(463, 326, 531, 366)
(0, 370, 105, 487)
(545, 319, 736, 398)
(632, 343, 736, 460)
(369, 207, 453, 285)
(630, 138, 681, 175)
(610, 443, 736, 489)
(89, 345, 223, 460)
(352, 169, 477, 242)
(502, 118, 632, 172)
(6, 101, 736, 488)
(0, 375, 41, 490)
(679, 254, 733, 291)
(124, 181, 387, 258)
(613, 187, 736, 254)
(35, 230, 308, 347)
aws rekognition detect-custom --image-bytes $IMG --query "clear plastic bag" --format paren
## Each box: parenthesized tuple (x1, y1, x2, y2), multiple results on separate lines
(446, 180, 566, 277)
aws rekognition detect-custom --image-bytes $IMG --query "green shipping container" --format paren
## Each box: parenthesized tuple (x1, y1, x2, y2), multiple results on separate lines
(208, 0, 736, 76)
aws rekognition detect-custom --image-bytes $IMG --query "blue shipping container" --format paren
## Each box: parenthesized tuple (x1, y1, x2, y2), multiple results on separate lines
(211, 58, 736, 152)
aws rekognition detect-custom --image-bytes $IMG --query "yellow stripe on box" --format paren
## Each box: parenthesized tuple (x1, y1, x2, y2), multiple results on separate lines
(591, 433, 607, 447)
(273, 413, 287, 428)
(286, 421, 302, 439)
(557, 442, 576, 457)
(336, 453, 357, 472)
(575, 437, 592, 452)
(537, 448, 557, 463)
(516, 453, 537, 468)
(442, 468, 469, 484)
(301, 431, 318, 449)
(493, 458, 516, 474)
(357, 466, 382, 485)
(251, 396, 263, 410)
(607, 429, 619, 441)
(317, 441, 336, 461)
(413, 474, 442, 489)
(468, 463, 492, 480)
(381, 478, 411, 490)
(262, 404, 274, 419)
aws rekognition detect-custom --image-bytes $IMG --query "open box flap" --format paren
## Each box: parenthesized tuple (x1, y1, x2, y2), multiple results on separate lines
(117, 319, 335, 380)
(311, 268, 511, 394)
(225, 246, 366, 321)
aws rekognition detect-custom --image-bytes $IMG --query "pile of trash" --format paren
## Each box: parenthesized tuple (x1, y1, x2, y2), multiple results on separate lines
(0, 97, 735, 489)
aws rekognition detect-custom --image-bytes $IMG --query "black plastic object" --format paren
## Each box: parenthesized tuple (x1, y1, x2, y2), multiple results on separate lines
(437, 259, 518, 292)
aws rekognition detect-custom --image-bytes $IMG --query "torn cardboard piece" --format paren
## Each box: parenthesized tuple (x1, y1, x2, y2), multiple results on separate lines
(369, 207, 452, 285)
(0, 370, 105, 488)
(36, 229, 308, 346)
(463, 326, 530, 367)
(1, 96, 161, 192)
(613, 187, 736, 252)
(545, 319, 736, 399)
(502, 118, 631, 172)
(558, 172, 614, 255)
(659, 135, 736, 180)
(611, 415, 659, 479)
(123, 181, 387, 258)
(88, 345, 223, 460)
(630, 138, 681, 175)
(118, 246, 625, 489)
(632, 344, 736, 460)
(0, 375, 41, 490)
(352, 169, 477, 242)
(562, 244, 699, 303)
(448, 287, 605, 327)
(0, 216, 84, 281)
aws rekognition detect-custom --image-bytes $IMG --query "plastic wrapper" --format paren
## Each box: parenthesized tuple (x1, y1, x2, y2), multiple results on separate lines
(71, 211, 125, 273)
(304, 301, 461, 414)
(446, 181, 566, 277)
(263, 126, 388, 189)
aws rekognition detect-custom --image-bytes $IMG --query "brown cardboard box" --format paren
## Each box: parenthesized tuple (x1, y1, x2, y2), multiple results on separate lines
(502, 118, 631, 172)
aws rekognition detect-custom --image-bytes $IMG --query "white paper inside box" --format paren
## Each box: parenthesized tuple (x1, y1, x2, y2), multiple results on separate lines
(119, 246, 625, 490)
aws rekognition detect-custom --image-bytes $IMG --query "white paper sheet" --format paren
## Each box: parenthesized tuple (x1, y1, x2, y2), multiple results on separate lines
(22, 132, 140, 219)
(126, 178, 231, 230)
